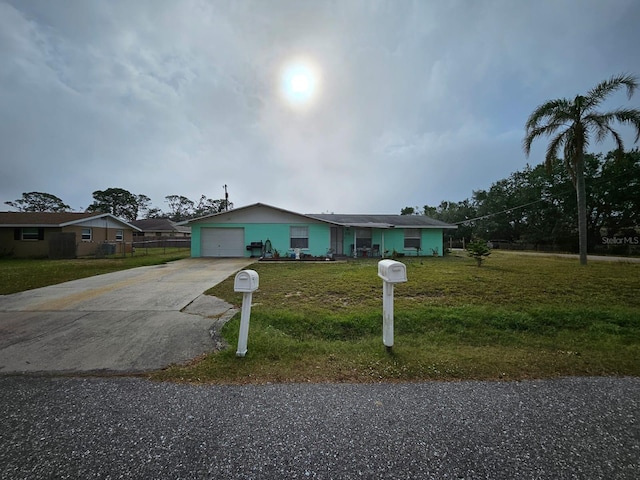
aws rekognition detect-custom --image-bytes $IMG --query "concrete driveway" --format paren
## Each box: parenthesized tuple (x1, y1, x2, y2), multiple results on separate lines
(0, 258, 255, 374)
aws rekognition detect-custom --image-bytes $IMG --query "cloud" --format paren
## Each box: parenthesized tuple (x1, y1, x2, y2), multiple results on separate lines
(1, 0, 639, 215)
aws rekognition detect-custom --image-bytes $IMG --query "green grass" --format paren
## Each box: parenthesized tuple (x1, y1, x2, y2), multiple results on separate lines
(153, 251, 640, 383)
(0, 248, 191, 294)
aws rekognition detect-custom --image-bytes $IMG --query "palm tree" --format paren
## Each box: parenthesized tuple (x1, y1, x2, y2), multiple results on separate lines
(523, 73, 640, 265)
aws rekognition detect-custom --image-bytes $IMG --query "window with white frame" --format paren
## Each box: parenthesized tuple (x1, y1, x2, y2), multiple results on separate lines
(290, 226, 309, 249)
(81, 228, 92, 241)
(404, 229, 421, 249)
(115, 229, 124, 241)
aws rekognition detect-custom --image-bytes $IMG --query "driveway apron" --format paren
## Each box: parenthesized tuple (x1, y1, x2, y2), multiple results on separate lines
(0, 258, 254, 374)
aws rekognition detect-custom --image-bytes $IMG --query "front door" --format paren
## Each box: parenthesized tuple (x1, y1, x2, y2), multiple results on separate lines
(330, 227, 344, 255)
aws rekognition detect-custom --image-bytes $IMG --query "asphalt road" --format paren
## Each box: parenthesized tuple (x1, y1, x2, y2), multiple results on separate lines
(1, 376, 638, 479)
(0, 258, 254, 373)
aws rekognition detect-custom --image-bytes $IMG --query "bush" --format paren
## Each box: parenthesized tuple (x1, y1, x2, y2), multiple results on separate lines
(466, 240, 491, 266)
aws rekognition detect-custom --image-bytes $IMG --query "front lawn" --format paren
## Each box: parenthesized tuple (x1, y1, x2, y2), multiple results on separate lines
(0, 248, 191, 294)
(153, 251, 640, 383)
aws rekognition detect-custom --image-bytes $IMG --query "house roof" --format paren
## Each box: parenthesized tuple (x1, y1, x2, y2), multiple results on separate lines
(184, 202, 325, 225)
(307, 213, 457, 229)
(0, 211, 141, 230)
(131, 218, 191, 234)
(183, 203, 456, 229)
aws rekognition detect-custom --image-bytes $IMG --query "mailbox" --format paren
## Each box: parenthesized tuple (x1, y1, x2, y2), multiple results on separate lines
(377, 260, 407, 284)
(234, 270, 259, 292)
(234, 269, 259, 357)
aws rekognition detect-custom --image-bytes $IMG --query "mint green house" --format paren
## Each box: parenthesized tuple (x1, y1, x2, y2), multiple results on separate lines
(186, 203, 456, 258)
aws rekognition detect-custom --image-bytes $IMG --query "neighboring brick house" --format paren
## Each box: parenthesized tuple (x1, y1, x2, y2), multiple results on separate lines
(0, 212, 141, 258)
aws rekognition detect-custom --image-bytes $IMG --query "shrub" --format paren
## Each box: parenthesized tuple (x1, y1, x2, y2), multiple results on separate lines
(467, 240, 491, 266)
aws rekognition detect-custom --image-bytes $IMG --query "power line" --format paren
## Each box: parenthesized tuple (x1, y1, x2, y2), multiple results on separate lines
(454, 199, 548, 225)
(454, 168, 636, 225)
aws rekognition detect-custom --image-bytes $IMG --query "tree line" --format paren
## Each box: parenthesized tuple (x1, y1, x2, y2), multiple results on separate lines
(4, 188, 233, 223)
(403, 148, 640, 253)
(406, 73, 640, 263)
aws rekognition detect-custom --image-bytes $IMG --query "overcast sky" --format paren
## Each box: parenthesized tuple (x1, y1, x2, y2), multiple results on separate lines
(1, 0, 639, 215)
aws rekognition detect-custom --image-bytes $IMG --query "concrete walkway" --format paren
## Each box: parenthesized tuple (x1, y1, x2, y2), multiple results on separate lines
(0, 258, 254, 374)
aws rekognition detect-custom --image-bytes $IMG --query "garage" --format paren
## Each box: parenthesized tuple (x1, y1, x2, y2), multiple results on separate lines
(200, 228, 245, 257)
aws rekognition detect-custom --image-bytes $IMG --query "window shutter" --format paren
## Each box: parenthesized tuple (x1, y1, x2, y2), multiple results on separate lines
(38, 228, 45, 240)
(14, 228, 21, 240)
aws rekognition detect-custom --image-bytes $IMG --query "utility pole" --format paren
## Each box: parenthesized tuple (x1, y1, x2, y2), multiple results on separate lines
(223, 184, 229, 211)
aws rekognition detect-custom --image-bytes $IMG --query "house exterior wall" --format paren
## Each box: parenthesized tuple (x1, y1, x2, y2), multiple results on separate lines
(202, 205, 313, 224)
(381, 228, 443, 256)
(0, 225, 134, 258)
(0, 227, 62, 257)
(190, 205, 334, 258)
(66, 225, 134, 256)
(0, 228, 16, 255)
(191, 222, 331, 258)
(421, 229, 444, 256)
(342, 227, 444, 257)
(188, 205, 450, 258)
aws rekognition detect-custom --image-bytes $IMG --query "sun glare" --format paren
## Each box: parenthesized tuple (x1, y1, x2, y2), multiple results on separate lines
(291, 73, 310, 93)
(280, 58, 320, 108)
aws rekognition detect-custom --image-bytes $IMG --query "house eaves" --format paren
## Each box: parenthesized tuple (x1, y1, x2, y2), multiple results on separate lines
(59, 213, 142, 231)
(180, 203, 456, 229)
(183, 202, 343, 226)
(336, 222, 396, 229)
(0, 212, 142, 233)
(307, 213, 457, 229)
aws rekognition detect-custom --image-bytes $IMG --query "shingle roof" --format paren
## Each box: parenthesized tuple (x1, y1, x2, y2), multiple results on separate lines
(131, 218, 190, 234)
(307, 213, 457, 229)
(0, 211, 140, 230)
(0, 211, 101, 226)
(184, 203, 457, 229)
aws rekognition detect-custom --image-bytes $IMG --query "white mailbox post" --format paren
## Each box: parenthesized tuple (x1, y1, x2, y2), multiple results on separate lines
(377, 260, 407, 349)
(234, 269, 259, 357)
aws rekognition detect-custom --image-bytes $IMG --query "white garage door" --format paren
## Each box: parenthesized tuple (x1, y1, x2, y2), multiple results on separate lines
(200, 228, 245, 257)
